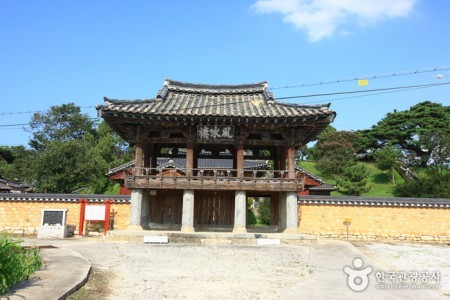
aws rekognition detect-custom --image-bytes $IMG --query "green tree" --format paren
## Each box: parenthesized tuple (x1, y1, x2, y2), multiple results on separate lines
(0, 146, 15, 164)
(393, 170, 450, 198)
(258, 198, 271, 225)
(28, 103, 96, 151)
(393, 132, 450, 198)
(373, 145, 402, 183)
(314, 131, 361, 178)
(32, 138, 104, 193)
(21, 104, 129, 193)
(0, 146, 36, 183)
(88, 122, 131, 193)
(337, 164, 371, 196)
(360, 101, 450, 168)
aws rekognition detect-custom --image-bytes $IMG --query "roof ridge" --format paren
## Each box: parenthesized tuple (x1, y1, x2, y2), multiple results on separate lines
(102, 97, 156, 104)
(276, 102, 331, 109)
(164, 79, 268, 90)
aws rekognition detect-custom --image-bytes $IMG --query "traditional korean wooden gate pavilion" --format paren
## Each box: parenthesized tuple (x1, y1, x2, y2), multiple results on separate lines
(97, 79, 336, 233)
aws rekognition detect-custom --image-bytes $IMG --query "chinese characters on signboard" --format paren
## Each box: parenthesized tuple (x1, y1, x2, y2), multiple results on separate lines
(197, 125, 234, 141)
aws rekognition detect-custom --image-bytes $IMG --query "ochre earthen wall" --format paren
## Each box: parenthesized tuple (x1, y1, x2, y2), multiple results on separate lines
(298, 204, 450, 242)
(0, 201, 131, 234)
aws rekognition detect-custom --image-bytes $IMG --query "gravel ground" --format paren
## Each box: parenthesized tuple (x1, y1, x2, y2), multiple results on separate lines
(29, 238, 449, 299)
(54, 239, 313, 299)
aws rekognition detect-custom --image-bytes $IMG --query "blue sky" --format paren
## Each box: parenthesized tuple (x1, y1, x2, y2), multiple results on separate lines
(1, 0, 449, 147)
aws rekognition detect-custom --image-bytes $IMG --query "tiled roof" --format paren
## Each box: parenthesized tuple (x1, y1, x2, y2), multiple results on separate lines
(297, 195, 450, 207)
(0, 177, 33, 192)
(309, 183, 337, 191)
(98, 79, 335, 121)
(0, 182, 11, 191)
(107, 158, 269, 176)
(296, 166, 337, 191)
(0, 193, 130, 203)
(296, 166, 324, 184)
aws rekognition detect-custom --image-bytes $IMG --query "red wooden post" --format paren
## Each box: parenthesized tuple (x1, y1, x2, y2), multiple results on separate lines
(104, 199, 112, 235)
(78, 199, 87, 236)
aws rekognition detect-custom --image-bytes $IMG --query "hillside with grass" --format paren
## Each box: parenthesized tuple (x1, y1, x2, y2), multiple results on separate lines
(298, 161, 405, 197)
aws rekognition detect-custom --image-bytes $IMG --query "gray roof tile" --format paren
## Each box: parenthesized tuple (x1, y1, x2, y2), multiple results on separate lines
(98, 79, 335, 120)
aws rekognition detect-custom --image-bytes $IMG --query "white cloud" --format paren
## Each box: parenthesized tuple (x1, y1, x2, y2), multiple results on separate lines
(252, 0, 417, 42)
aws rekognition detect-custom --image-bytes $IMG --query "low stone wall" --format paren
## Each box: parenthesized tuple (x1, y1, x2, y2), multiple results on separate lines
(0, 201, 79, 235)
(0, 194, 131, 235)
(298, 196, 450, 243)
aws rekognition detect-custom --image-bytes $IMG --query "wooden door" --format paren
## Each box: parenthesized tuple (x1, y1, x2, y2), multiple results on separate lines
(150, 190, 182, 224)
(195, 191, 234, 225)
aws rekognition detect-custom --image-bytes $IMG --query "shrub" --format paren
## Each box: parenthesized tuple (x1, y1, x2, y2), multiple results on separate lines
(337, 164, 371, 196)
(258, 198, 271, 225)
(246, 208, 257, 226)
(0, 233, 42, 295)
(246, 198, 257, 225)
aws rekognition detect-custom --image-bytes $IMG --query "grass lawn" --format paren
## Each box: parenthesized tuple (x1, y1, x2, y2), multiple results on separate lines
(297, 161, 404, 197)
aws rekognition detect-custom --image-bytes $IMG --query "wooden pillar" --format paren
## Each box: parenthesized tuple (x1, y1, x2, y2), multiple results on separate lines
(186, 142, 194, 176)
(143, 144, 151, 168)
(135, 125, 143, 175)
(270, 194, 278, 226)
(150, 144, 158, 175)
(236, 144, 244, 178)
(193, 145, 198, 175)
(279, 147, 287, 179)
(287, 145, 296, 179)
(273, 147, 280, 170)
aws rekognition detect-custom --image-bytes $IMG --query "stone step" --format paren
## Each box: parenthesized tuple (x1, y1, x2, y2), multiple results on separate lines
(105, 230, 317, 245)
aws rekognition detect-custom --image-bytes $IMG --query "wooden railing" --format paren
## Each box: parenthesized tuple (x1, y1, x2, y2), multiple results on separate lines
(125, 168, 303, 192)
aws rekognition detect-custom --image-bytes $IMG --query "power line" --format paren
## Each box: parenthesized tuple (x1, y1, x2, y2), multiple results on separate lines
(0, 117, 101, 128)
(300, 84, 441, 105)
(1, 77, 449, 124)
(1, 65, 449, 116)
(270, 65, 450, 90)
(0, 105, 96, 116)
(277, 81, 450, 100)
(0, 123, 29, 127)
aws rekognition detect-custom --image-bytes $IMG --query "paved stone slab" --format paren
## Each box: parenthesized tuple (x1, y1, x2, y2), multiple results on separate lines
(2, 246, 91, 300)
(143, 235, 169, 244)
(257, 238, 281, 245)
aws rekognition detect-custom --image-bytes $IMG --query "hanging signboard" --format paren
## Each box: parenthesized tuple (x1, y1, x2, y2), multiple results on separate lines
(85, 205, 106, 221)
(197, 125, 234, 141)
(358, 79, 369, 86)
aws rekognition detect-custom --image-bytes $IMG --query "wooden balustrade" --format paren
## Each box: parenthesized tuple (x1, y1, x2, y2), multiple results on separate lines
(125, 167, 303, 192)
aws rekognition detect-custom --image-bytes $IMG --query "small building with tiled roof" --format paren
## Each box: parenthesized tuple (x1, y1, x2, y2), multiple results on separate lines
(295, 166, 337, 196)
(0, 177, 34, 193)
(97, 79, 336, 233)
